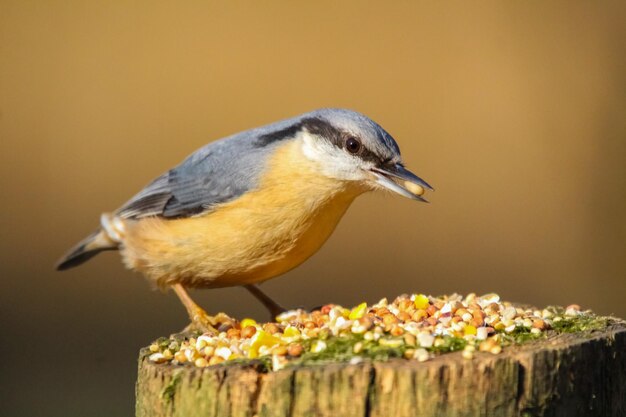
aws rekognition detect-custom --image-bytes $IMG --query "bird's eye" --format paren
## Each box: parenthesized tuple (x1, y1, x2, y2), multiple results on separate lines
(345, 137, 361, 154)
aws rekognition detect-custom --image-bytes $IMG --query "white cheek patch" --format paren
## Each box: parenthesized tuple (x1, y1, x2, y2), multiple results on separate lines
(301, 131, 333, 163)
(300, 131, 373, 181)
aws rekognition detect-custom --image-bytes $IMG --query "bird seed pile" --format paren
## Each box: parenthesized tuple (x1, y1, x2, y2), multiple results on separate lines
(147, 293, 606, 371)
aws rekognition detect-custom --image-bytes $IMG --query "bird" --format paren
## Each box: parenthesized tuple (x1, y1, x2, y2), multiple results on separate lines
(56, 108, 432, 333)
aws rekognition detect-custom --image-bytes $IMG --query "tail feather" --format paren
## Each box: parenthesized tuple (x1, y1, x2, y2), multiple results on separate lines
(56, 229, 119, 271)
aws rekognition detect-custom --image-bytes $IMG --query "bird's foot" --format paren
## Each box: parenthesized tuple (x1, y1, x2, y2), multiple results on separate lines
(184, 308, 236, 335)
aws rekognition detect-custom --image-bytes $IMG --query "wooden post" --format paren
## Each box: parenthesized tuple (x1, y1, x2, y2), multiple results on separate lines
(136, 323, 625, 417)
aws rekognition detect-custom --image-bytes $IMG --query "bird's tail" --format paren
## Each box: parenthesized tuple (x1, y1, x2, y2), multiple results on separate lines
(56, 227, 120, 271)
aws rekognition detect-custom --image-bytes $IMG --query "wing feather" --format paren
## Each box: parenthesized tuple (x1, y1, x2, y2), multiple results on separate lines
(115, 117, 301, 220)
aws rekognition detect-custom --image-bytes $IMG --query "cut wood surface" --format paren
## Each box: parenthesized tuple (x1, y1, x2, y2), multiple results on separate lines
(136, 323, 626, 417)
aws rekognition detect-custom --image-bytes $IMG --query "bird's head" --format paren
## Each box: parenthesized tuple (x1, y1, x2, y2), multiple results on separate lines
(297, 108, 433, 201)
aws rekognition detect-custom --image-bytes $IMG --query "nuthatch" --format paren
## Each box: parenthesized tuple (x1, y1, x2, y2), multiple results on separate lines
(56, 108, 432, 332)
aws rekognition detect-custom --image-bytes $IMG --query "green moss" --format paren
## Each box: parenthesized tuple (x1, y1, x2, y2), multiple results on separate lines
(227, 356, 273, 373)
(549, 310, 610, 334)
(296, 335, 405, 366)
(286, 333, 470, 368)
(429, 336, 468, 353)
(498, 308, 613, 346)
(160, 371, 182, 404)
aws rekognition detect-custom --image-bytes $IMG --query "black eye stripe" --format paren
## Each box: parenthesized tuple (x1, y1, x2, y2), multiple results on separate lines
(300, 117, 382, 164)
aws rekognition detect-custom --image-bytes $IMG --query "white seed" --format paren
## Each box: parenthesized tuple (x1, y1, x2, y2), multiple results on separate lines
(272, 354, 287, 371)
(417, 333, 435, 348)
(415, 348, 430, 362)
(311, 340, 327, 353)
(440, 303, 452, 315)
(502, 306, 517, 321)
(333, 317, 351, 334)
(404, 181, 425, 196)
(349, 357, 364, 365)
(149, 353, 167, 363)
(215, 346, 232, 360)
(476, 327, 489, 340)
(479, 293, 500, 306)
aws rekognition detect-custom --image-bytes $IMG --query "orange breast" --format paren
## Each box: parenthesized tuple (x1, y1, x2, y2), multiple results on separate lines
(120, 139, 367, 288)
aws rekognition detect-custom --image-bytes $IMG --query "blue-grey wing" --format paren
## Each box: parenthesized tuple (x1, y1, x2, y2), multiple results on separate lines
(115, 117, 301, 219)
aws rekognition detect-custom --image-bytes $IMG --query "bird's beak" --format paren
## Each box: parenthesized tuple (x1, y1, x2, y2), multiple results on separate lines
(370, 164, 433, 202)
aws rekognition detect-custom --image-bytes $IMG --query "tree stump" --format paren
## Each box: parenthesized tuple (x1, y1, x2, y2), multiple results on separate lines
(136, 323, 626, 417)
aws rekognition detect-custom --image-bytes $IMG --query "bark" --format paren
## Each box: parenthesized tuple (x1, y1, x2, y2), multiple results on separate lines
(136, 324, 626, 417)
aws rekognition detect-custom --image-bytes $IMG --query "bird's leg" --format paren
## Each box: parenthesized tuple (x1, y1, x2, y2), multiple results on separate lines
(172, 284, 234, 334)
(244, 284, 287, 320)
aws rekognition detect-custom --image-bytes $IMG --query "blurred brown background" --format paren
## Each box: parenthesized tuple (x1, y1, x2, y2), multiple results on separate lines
(1, 1, 625, 416)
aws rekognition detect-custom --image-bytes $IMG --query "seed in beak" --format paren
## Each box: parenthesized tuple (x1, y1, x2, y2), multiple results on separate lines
(404, 181, 425, 196)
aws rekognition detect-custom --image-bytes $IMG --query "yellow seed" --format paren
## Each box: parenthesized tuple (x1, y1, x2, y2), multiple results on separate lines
(404, 181, 425, 196)
(247, 348, 258, 359)
(149, 344, 159, 352)
(283, 326, 301, 338)
(404, 333, 417, 346)
(479, 340, 495, 352)
(349, 302, 368, 320)
(464, 325, 477, 336)
(414, 294, 430, 310)
(248, 330, 282, 358)
(208, 356, 224, 366)
(194, 358, 208, 367)
(273, 345, 288, 356)
(240, 318, 257, 329)
(404, 349, 416, 359)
